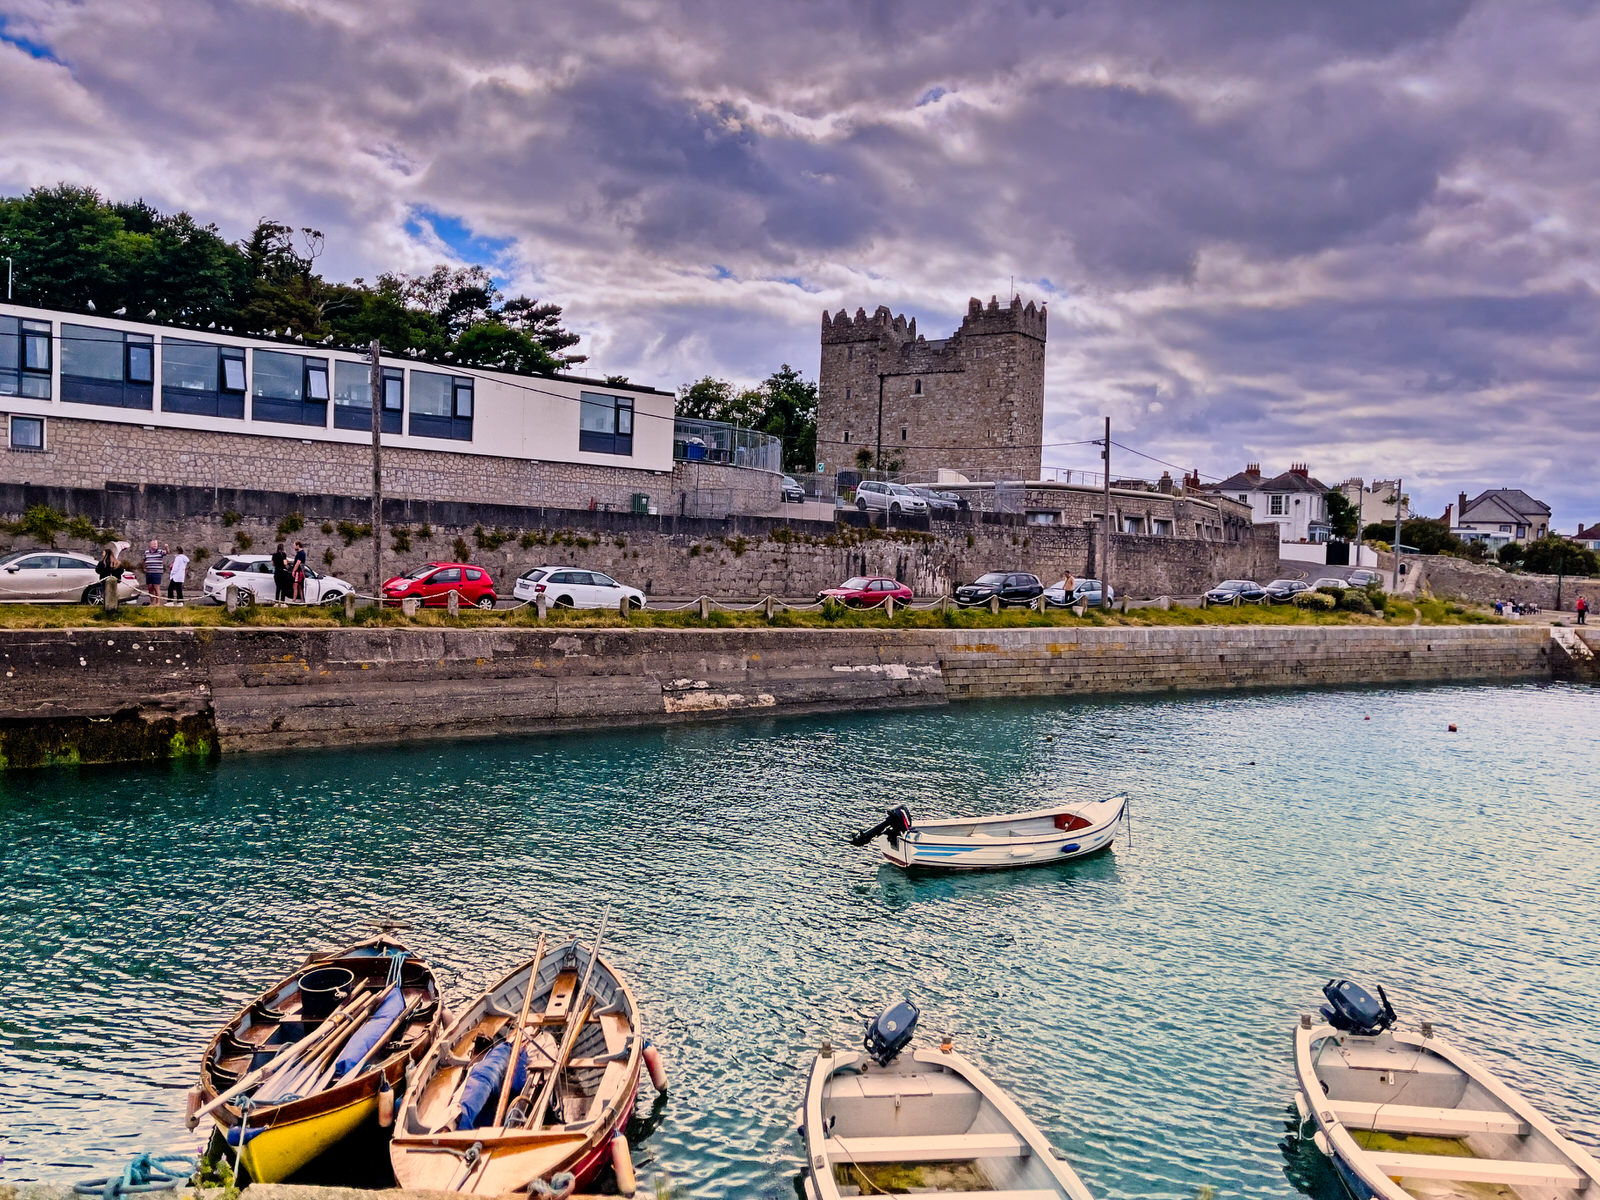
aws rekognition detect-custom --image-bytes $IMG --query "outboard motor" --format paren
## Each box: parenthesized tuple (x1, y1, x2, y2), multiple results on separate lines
(1320, 979, 1398, 1036)
(863, 999, 920, 1066)
(849, 806, 913, 849)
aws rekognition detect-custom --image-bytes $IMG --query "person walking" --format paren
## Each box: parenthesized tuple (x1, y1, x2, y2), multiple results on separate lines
(272, 542, 292, 603)
(292, 540, 308, 602)
(142, 539, 166, 604)
(167, 546, 190, 603)
(1578, 594, 1589, 625)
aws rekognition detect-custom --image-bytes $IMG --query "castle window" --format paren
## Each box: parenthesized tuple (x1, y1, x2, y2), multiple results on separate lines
(901, 428, 907, 441)
(847, 347, 854, 361)
(845, 387, 850, 400)
(913, 379, 922, 394)
(843, 431, 850, 443)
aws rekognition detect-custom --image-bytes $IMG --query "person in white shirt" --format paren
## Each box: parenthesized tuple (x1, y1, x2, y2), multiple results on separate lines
(167, 546, 190, 602)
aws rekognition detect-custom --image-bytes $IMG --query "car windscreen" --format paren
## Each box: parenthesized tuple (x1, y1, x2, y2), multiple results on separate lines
(520, 568, 549, 582)
(1217, 580, 1247, 588)
(403, 563, 437, 579)
(1267, 580, 1296, 588)
(974, 572, 1008, 586)
(840, 577, 871, 589)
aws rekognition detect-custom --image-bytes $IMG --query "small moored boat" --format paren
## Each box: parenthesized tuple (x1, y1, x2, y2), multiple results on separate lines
(850, 795, 1127, 871)
(390, 923, 662, 1194)
(189, 931, 444, 1184)
(798, 1001, 1097, 1199)
(1294, 979, 1600, 1200)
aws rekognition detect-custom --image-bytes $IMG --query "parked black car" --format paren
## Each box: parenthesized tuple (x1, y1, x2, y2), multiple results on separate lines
(1262, 578, 1311, 602)
(780, 475, 805, 503)
(1204, 579, 1267, 604)
(909, 486, 969, 514)
(955, 571, 1044, 607)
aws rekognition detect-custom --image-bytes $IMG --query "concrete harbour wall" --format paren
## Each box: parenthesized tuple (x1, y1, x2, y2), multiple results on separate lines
(0, 624, 1555, 767)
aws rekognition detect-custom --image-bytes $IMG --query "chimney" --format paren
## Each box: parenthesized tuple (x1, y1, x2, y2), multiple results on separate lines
(1458, 492, 1467, 522)
(1245, 463, 1260, 477)
(1443, 503, 1452, 526)
(1158, 470, 1173, 494)
(1183, 469, 1201, 491)
(1290, 462, 1308, 478)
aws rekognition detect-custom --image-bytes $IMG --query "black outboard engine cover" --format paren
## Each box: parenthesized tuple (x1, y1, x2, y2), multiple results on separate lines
(1320, 979, 1397, 1036)
(849, 806, 915, 848)
(863, 999, 920, 1066)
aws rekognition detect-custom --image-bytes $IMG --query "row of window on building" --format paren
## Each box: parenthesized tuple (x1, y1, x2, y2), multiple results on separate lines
(0, 317, 475, 441)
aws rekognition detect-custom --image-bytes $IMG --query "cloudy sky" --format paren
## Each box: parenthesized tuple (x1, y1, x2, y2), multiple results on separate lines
(2, 0, 1596, 525)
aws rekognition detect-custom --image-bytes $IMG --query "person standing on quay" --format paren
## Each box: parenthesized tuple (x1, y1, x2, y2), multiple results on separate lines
(1578, 594, 1589, 625)
(272, 542, 292, 604)
(167, 546, 190, 603)
(142, 538, 166, 604)
(292, 540, 308, 601)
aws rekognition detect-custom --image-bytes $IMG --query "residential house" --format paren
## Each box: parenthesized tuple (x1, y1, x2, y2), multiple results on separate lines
(1572, 522, 1600, 552)
(1337, 477, 1409, 527)
(1452, 489, 1552, 550)
(1205, 463, 1331, 543)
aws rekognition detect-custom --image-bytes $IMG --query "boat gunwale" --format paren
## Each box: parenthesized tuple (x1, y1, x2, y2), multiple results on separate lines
(905, 793, 1128, 838)
(1293, 1020, 1600, 1197)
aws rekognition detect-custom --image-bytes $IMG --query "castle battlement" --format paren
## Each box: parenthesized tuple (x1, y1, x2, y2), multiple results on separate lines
(821, 295, 1045, 345)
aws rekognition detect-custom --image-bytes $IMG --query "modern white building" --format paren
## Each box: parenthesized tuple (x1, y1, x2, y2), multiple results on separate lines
(1205, 463, 1332, 544)
(0, 302, 679, 509)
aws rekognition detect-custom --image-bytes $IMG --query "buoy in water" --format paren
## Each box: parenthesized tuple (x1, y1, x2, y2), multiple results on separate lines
(1364, 715, 1371, 720)
(611, 1135, 637, 1196)
(1448, 723, 1458, 732)
(378, 1076, 395, 1127)
(644, 1041, 669, 1093)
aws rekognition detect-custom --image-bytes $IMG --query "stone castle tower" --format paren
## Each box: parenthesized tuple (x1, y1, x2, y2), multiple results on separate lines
(817, 295, 1046, 481)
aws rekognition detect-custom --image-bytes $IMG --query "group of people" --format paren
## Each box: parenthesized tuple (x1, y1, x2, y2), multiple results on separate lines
(93, 537, 314, 605)
(272, 540, 310, 602)
(1494, 598, 1542, 617)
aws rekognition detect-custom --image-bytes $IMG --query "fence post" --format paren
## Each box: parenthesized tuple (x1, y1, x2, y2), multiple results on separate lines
(764, 595, 775, 620)
(447, 589, 460, 618)
(344, 592, 356, 620)
(698, 595, 710, 620)
(536, 595, 548, 623)
(989, 595, 1000, 616)
(225, 584, 239, 614)
(884, 595, 895, 619)
(402, 597, 420, 618)
(620, 596, 631, 618)
(103, 579, 118, 614)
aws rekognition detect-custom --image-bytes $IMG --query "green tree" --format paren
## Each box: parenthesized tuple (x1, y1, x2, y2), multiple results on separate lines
(0, 184, 130, 310)
(1363, 517, 1463, 556)
(451, 320, 560, 374)
(757, 363, 818, 473)
(1497, 542, 1524, 567)
(499, 296, 584, 366)
(1521, 536, 1598, 577)
(1325, 490, 1359, 540)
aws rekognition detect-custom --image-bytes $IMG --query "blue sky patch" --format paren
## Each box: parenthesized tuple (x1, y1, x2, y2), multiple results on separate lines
(711, 264, 735, 279)
(405, 207, 514, 282)
(0, 15, 60, 62)
(916, 86, 947, 107)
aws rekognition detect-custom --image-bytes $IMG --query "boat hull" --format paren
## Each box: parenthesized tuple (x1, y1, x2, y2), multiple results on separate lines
(883, 795, 1126, 872)
(231, 1091, 379, 1184)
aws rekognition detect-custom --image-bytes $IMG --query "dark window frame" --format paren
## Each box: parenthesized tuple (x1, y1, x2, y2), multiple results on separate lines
(251, 349, 329, 427)
(9, 414, 45, 452)
(160, 338, 246, 419)
(578, 391, 635, 456)
(60, 324, 154, 410)
(407, 370, 474, 441)
(2, 318, 53, 398)
(333, 362, 403, 433)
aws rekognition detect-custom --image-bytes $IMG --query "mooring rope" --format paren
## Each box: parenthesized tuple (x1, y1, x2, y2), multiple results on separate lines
(73, 1153, 196, 1200)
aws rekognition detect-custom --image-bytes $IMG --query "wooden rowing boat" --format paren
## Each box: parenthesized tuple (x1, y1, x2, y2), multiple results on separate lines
(851, 794, 1127, 871)
(1293, 979, 1600, 1200)
(798, 1002, 1097, 1199)
(190, 932, 444, 1184)
(389, 935, 647, 1194)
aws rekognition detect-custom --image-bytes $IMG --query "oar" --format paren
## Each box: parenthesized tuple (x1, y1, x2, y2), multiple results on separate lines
(301, 989, 418, 1096)
(527, 904, 611, 1132)
(190, 981, 378, 1125)
(254, 986, 390, 1104)
(491, 935, 548, 1129)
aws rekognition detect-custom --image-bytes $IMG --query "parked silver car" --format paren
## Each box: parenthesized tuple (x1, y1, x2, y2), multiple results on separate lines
(0, 548, 141, 604)
(854, 480, 928, 515)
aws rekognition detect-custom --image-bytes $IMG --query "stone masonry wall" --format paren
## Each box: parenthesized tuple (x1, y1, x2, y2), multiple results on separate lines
(1419, 555, 1600, 614)
(0, 481, 1277, 597)
(0, 412, 777, 514)
(0, 624, 1554, 764)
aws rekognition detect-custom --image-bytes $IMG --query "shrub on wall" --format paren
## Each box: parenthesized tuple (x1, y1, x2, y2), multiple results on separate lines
(1337, 589, 1376, 615)
(452, 536, 471, 562)
(336, 521, 371, 546)
(222, 510, 241, 527)
(276, 512, 304, 537)
(392, 527, 412, 553)
(234, 532, 254, 552)
(1292, 590, 1336, 610)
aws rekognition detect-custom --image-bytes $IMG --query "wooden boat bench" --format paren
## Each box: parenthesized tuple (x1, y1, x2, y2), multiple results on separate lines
(826, 1132, 1026, 1163)
(1363, 1151, 1585, 1189)
(1326, 1042, 1459, 1078)
(1323, 1099, 1530, 1137)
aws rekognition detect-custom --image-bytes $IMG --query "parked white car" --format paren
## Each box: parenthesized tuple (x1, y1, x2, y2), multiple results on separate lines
(0, 548, 141, 604)
(202, 555, 353, 605)
(854, 480, 929, 515)
(513, 566, 646, 609)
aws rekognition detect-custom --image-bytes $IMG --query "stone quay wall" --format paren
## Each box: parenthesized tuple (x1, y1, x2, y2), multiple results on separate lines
(0, 624, 1555, 766)
(0, 481, 1277, 597)
(1, 412, 781, 515)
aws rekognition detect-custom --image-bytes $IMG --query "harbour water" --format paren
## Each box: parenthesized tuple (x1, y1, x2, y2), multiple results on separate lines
(2, 682, 1597, 1198)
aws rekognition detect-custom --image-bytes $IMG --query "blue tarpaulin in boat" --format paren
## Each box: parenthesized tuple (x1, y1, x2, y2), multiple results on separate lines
(457, 1041, 529, 1129)
(333, 990, 407, 1079)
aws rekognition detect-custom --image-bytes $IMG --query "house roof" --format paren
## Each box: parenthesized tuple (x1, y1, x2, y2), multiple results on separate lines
(1574, 522, 1600, 541)
(1210, 470, 1263, 492)
(1463, 488, 1551, 521)
(1205, 467, 1329, 495)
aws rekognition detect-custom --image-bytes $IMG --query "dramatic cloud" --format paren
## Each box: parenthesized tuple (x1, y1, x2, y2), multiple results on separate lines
(2, 0, 1597, 522)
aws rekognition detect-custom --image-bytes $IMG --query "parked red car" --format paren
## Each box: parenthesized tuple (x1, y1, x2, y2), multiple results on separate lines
(382, 562, 497, 608)
(818, 575, 914, 607)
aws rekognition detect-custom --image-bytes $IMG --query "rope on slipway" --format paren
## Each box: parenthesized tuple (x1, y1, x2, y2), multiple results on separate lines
(73, 1154, 196, 1200)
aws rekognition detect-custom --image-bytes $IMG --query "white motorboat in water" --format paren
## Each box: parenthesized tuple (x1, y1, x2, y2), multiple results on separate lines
(1294, 979, 1600, 1200)
(850, 795, 1127, 871)
(798, 1001, 1096, 1199)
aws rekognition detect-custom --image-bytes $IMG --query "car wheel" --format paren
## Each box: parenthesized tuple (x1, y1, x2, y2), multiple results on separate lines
(555, 595, 575, 607)
(627, 595, 643, 610)
(235, 588, 256, 608)
(889, 502, 901, 515)
(81, 583, 105, 605)
(476, 594, 497, 609)
(322, 590, 346, 606)
(856, 498, 867, 511)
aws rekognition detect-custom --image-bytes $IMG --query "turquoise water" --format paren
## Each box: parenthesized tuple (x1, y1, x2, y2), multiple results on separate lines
(2, 683, 1598, 1198)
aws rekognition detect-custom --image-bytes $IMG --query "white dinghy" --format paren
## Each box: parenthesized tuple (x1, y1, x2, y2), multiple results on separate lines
(1294, 979, 1600, 1200)
(850, 795, 1127, 871)
(798, 1001, 1096, 1200)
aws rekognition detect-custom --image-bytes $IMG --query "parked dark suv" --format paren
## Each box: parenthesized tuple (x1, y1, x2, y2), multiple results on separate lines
(1203, 579, 1267, 604)
(954, 572, 1044, 607)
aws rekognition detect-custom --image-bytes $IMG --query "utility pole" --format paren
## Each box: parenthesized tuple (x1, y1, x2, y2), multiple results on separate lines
(875, 373, 886, 479)
(1556, 546, 1564, 612)
(1391, 476, 1404, 592)
(1354, 483, 1365, 568)
(1101, 416, 1112, 605)
(369, 339, 383, 595)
